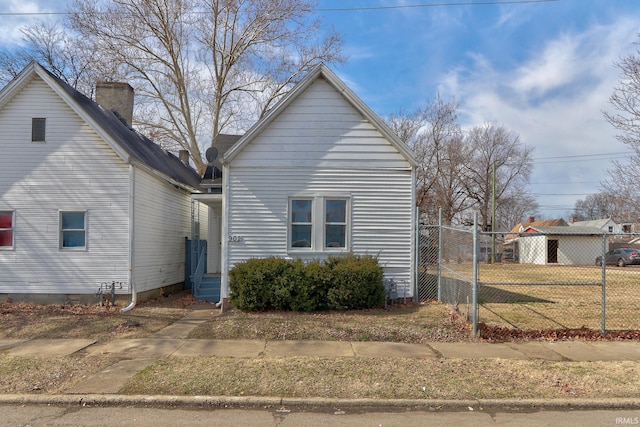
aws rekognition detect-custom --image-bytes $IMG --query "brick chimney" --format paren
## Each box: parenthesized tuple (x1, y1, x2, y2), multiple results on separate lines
(528, 216, 535, 223)
(178, 150, 190, 165)
(95, 82, 134, 127)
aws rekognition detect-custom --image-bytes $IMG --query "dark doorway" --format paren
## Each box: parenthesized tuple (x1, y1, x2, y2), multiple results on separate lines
(547, 239, 558, 263)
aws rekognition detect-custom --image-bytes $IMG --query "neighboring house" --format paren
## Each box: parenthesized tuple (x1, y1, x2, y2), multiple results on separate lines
(192, 64, 419, 304)
(569, 218, 622, 234)
(0, 62, 205, 305)
(517, 225, 605, 265)
(503, 217, 568, 261)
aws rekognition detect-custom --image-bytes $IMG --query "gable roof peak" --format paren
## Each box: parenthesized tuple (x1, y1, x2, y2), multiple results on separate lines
(0, 61, 202, 190)
(222, 63, 418, 166)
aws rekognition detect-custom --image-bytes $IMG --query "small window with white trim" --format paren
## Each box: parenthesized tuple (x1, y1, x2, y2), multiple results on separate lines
(60, 211, 87, 249)
(289, 196, 350, 252)
(32, 118, 46, 142)
(0, 211, 14, 249)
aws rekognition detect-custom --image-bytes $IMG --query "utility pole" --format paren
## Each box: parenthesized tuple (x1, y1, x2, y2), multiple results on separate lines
(491, 162, 496, 263)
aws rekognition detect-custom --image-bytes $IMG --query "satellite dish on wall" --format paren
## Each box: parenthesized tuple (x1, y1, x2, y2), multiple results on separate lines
(205, 147, 219, 163)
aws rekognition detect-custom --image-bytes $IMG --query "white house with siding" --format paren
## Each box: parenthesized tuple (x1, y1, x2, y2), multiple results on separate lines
(0, 62, 205, 305)
(569, 218, 622, 234)
(517, 225, 605, 265)
(195, 64, 418, 303)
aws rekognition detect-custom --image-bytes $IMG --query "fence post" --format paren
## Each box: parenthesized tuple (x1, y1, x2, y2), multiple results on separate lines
(414, 206, 420, 303)
(437, 208, 443, 302)
(472, 212, 479, 338)
(601, 233, 607, 335)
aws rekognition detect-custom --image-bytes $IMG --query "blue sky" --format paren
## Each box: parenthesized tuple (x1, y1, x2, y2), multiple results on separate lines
(2, 0, 640, 219)
(316, 0, 640, 218)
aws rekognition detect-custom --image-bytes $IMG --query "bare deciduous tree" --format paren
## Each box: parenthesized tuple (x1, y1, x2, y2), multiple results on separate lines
(387, 100, 535, 228)
(604, 38, 640, 221)
(496, 187, 539, 230)
(0, 21, 108, 94)
(57, 0, 344, 173)
(461, 123, 535, 231)
(386, 95, 471, 225)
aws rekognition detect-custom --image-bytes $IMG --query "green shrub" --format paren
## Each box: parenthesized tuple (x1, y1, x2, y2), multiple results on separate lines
(229, 257, 290, 311)
(325, 254, 385, 310)
(228, 254, 386, 312)
(291, 259, 332, 312)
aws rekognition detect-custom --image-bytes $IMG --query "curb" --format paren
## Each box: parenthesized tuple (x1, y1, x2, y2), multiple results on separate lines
(1, 394, 640, 412)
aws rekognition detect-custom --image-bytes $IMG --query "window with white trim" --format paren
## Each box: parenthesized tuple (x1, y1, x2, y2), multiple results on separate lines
(289, 196, 349, 251)
(0, 211, 14, 249)
(32, 118, 46, 142)
(290, 198, 313, 248)
(60, 211, 87, 249)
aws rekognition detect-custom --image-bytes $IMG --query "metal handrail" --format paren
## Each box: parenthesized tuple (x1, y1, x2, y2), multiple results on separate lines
(192, 242, 206, 294)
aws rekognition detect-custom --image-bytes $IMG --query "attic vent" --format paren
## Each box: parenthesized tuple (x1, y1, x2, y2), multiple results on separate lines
(31, 118, 46, 142)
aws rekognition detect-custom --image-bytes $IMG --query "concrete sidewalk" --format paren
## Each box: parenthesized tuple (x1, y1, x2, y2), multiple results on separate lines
(2, 308, 640, 396)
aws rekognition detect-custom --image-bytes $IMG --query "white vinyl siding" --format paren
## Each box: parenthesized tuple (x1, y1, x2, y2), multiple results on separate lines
(132, 167, 198, 293)
(224, 77, 415, 297)
(519, 234, 603, 266)
(0, 76, 131, 294)
(232, 79, 411, 170)
(227, 168, 413, 291)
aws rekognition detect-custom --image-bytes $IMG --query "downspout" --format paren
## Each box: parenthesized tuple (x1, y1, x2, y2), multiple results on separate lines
(216, 162, 230, 308)
(121, 164, 137, 312)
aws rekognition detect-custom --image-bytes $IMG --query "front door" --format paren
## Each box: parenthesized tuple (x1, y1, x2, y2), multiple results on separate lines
(547, 239, 558, 264)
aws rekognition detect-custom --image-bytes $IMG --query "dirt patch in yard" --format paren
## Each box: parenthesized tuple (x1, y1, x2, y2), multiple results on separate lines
(0, 291, 200, 343)
(0, 355, 118, 394)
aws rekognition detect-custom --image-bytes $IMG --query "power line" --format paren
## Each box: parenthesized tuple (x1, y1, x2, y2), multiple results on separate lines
(0, 0, 560, 17)
(533, 152, 628, 160)
(317, 0, 559, 12)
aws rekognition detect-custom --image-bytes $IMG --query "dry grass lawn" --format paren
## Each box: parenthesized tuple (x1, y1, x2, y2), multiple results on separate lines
(122, 358, 640, 400)
(188, 303, 470, 343)
(440, 263, 640, 331)
(1, 287, 640, 399)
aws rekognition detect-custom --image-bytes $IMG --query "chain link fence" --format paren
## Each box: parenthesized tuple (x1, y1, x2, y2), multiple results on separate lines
(417, 218, 640, 336)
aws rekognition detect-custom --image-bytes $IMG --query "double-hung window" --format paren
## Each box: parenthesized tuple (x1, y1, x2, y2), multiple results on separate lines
(289, 196, 349, 251)
(290, 199, 313, 248)
(60, 211, 87, 249)
(0, 211, 14, 249)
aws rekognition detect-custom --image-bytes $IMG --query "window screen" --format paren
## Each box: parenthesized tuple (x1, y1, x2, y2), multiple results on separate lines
(32, 118, 46, 142)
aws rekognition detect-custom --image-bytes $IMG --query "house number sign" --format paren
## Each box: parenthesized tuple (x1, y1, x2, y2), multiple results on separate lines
(228, 235, 243, 242)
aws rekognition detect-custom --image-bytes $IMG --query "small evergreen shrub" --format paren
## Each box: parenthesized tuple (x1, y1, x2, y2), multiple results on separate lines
(228, 254, 385, 312)
(229, 257, 290, 311)
(325, 254, 385, 310)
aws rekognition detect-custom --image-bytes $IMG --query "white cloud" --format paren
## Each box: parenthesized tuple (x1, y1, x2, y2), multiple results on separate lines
(0, 0, 64, 45)
(437, 16, 640, 215)
(510, 34, 580, 97)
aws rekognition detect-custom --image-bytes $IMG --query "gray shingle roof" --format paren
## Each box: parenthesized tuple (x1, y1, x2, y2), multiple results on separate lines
(39, 65, 202, 190)
(523, 225, 605, 235)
